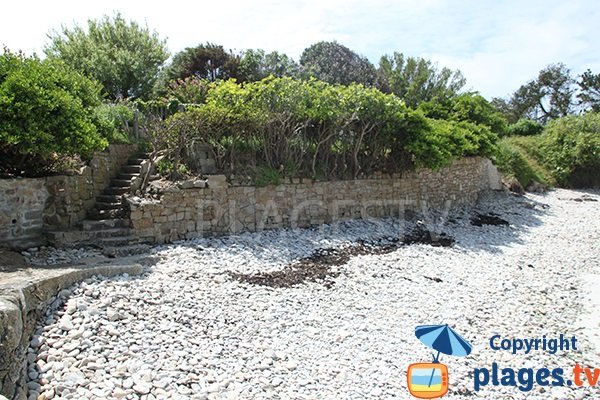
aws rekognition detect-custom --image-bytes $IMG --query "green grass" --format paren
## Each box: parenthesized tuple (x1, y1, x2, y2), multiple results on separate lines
(494, 136, 555, 188)
(505, 136, 555, 185)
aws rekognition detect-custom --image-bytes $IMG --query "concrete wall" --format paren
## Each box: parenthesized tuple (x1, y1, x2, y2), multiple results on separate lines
(129, 157, 502, 243)
(0, 145, 137, 250)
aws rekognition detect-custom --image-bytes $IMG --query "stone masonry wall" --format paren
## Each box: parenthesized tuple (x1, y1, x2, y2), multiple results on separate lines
(129, 157, 502, 243)
(0, 144, 137, 250)
(0, 179, 48, 250)
(0, 261, 144, 400)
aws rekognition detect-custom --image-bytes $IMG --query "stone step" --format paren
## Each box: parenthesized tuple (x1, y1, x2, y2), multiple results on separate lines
(96, 194, 122, 203)
(46, 228, 132, 247)
(80, 219, 130, 231)
(97, 235, 140, 246)
(45, 231, 74, 247)
(104, 187, 129, 196)
(128, 158, 147, 165)
(87, 209, 127, 220)
(118, 172, 139, 180)
(111, 179, 133, 188)
(122, 165, 142, 174)
(96, 201, 124, 211)
(89, 228, 131, 239)
(101, 243, 151, 258)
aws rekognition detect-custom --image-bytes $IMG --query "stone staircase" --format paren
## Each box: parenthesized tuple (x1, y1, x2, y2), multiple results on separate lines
(47, 153, 155, 256)
(87, 155, 148, 220)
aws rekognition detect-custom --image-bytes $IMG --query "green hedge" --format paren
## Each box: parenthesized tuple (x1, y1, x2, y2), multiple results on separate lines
(505, 119, 544, 137)
(408, 119, 497, 169)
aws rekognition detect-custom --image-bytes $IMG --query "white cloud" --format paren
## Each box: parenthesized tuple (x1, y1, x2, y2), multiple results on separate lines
(426, 1, 600, 98)
(1, 0, 598, 98)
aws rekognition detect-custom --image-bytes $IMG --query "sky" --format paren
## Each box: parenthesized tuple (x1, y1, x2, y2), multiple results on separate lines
(1, 0, 599, 100)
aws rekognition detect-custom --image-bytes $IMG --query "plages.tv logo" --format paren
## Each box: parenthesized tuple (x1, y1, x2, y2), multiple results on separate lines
(407, 324, 473, 399)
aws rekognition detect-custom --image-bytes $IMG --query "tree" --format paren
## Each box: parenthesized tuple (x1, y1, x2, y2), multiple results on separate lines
(299, 41, 377, 86)
(534, 63, 575, 120)
(377, 52, 466, 108)
(490, 97, 517, 123)
(238, 49, 299, 82)
(578, 69, 600, 112)
(338, 84, 399, 177)
(245, 76, 312, 171)
(493, 63, 575, 124)
(45, 13, 169, 100)
(162, 43, 240, 83)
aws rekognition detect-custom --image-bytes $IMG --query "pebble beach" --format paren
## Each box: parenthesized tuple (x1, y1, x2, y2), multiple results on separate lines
(24, 189, 600, 400)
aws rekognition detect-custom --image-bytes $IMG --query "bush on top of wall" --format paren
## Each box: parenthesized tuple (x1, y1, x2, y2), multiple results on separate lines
(147, 77, 498, 183)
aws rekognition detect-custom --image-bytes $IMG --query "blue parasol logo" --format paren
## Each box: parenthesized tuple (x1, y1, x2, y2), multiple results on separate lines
(407, 324, 473, 399)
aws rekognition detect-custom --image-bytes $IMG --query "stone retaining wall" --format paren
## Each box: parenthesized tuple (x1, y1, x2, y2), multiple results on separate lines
(0, 179, 49, 250)
(0, 145, 137, 250)
(129, 157, 502, 243)
(0, 261, 144, 400)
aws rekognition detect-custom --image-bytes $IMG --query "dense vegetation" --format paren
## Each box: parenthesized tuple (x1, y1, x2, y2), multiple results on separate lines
(494, 112, 600, 188)
(148, 78, 497, 182)
(542, 112, 600, 187)
(1, 13, 598, 189)
(491, 65, 600, 189)
(0, 50, 108, 176)
(494, 137, 554, 188)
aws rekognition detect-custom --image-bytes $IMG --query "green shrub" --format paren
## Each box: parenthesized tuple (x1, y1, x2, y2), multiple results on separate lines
(419, 93, 508, 136)
(251, 165, 282, 187)
(93, 102, 135, 143)
(0, 50, 107, 176)
(505, 119, 544, 136)
(166, 76, 210, 104)
(134, 138, 153, 154)
(156, 158, 189, 179)
(407, 118, 497, 169)
(156, 158, 171, 175)
(541, 112, 600, 187)
(149, 77, 500, 180)
(448, 93, 508, 135)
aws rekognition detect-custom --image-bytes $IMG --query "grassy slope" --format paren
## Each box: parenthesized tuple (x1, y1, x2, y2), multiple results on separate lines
(494, 135, 555, 188)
